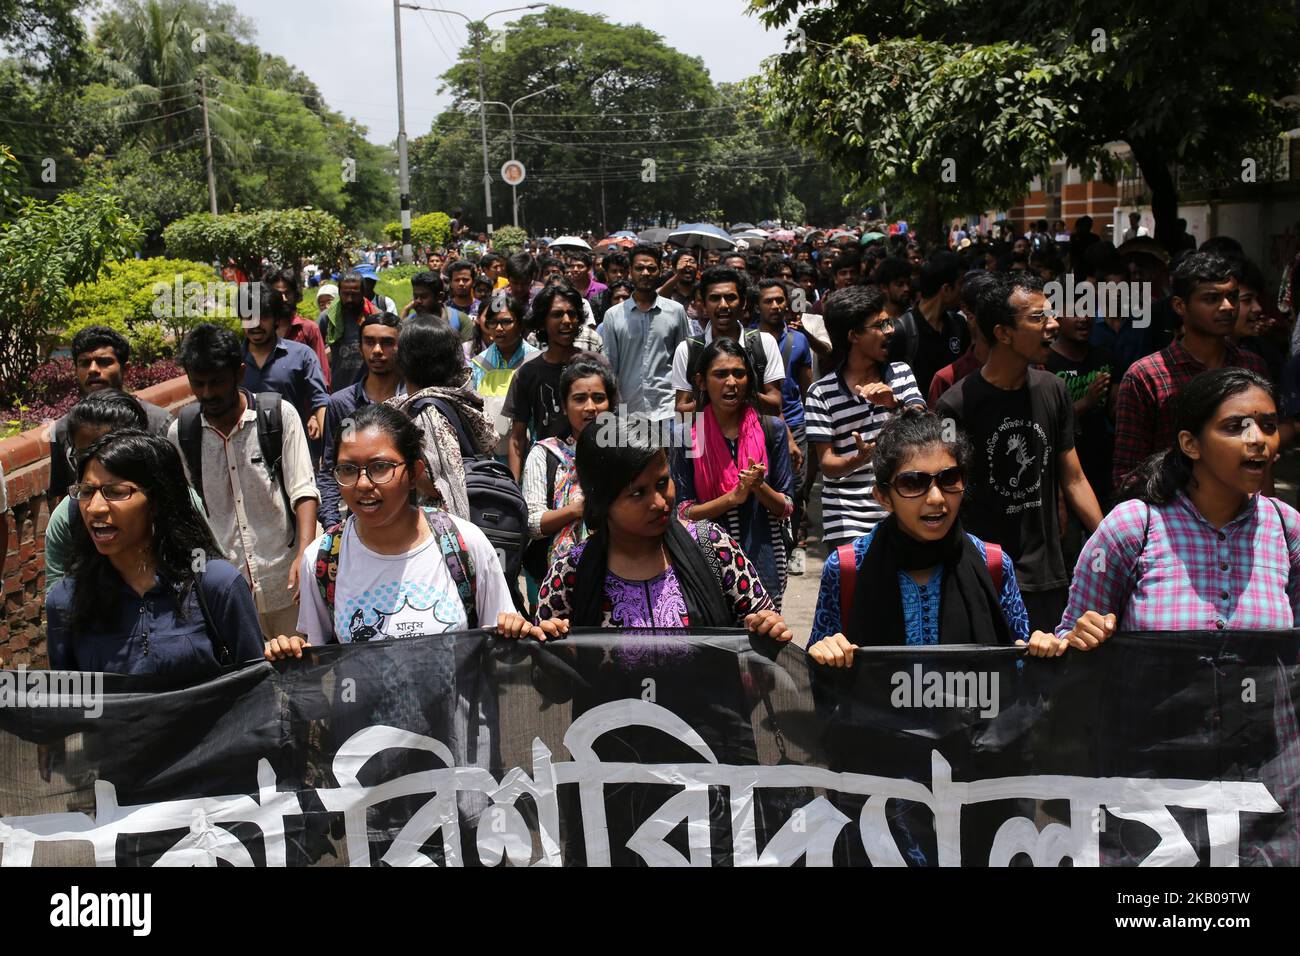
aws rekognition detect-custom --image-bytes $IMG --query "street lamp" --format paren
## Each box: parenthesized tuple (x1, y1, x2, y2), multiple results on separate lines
(470, 83, 559, 228)
(401, 3, 547, 236)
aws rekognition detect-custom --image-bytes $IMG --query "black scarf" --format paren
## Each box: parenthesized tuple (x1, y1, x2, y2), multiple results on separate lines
(571, 519, 732, 628)
(846, 514, 1012, 647)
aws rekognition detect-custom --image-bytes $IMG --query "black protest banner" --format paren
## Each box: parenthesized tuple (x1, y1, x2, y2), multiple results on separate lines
(0, 629, 1295, 866)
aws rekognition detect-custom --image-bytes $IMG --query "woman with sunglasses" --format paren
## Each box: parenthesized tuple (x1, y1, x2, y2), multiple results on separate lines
(45, 431, 264, 680)
(671, 337, 795, 609)
(809, 409, 1038, 666)
(265, 403, 537, 656)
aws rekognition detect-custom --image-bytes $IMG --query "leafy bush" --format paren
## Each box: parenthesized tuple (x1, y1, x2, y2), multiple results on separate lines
(0, 187, 142, 400)
(163, 208, 351, 279)
(491, 225, 527, 254)
(2, 357, 182, 434)
(64, 257, 241, 361)
(410, 211, 451, 249)
(377, 263, 425, 281)
(382, 220, 401, 242)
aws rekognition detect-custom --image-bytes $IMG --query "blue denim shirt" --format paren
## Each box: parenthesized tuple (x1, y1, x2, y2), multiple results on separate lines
(46, 559, 264, 682)
(243, 337, 329, 428)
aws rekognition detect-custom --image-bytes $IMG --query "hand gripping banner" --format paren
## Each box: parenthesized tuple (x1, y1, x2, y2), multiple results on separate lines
(0, 628, 1295, 866)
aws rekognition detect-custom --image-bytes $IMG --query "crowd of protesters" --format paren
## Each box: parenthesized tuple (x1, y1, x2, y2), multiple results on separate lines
(20, 216, 1300, 683)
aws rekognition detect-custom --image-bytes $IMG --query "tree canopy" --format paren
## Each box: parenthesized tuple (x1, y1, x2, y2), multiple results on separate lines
(752, 0, 1300, 244)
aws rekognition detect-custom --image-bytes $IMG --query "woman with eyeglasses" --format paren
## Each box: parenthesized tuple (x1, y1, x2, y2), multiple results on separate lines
(809, 409, 1039, 665)
(265, 403, 538, 657)
(670, 337, 795, 609)
(45, 431, 264, 680)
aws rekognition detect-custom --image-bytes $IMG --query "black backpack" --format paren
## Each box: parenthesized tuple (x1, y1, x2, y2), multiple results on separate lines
(177, 392, 295, 546)
(889, 307, 967, 370)
(685, 329, 768, 391)
(407, 396, 530, 600)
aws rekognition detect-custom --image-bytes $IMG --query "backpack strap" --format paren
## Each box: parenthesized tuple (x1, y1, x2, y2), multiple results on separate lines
(176, 404, 208, 514)
(313, 522, 345, 637)
(425, 509, 478, 629)
(685, 336, 706, 387)
(837, 542, 857, 626)
(984, 541, 1003, 592)
(744, 329, 768, 384)
(253, 393, 295, 545)
(190, 570, 233, 665)
(780, 328, 795, 368)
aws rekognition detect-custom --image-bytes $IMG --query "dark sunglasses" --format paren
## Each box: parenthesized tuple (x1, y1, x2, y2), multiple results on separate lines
(884, 466, 965, 498)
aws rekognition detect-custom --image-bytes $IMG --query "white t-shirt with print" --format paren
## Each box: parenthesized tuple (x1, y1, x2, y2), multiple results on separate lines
(297, 512, 513, 645)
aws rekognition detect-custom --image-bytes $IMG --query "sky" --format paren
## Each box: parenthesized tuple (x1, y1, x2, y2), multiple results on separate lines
(225, 0, 789, 146)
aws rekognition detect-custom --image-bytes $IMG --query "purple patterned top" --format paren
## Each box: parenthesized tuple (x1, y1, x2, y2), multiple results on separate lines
(535, 520, 773, 627)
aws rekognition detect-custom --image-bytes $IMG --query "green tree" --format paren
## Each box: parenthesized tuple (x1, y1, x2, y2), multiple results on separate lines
(163, 207, 350, 278)
(411, 6, 721, 233)
(751, 0, 1300, 245)
(0, 188, 142, 392)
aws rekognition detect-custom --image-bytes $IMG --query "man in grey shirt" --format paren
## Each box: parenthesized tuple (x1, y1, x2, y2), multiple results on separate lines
(598, 243, 691, 422)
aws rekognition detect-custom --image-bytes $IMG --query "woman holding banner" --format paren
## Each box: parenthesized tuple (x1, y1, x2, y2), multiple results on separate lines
(1058, 367, 1300, 648)
(264, 403, 539, 657)
(807, 409, 1041, 665)
(45, 431, 264, 680)
(528, 409, 792, 639)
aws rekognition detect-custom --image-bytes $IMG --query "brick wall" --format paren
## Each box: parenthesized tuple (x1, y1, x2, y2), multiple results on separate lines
(0, 375, 195, 668)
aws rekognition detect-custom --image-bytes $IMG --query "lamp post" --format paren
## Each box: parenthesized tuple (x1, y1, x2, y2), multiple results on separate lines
(472, 84, 559, 227)
(402, 4, 547, 235)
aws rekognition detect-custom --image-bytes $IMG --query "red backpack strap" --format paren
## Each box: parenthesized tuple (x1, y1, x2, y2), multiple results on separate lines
(837, 542, 858, 624)
(984, 541, 1003, 592)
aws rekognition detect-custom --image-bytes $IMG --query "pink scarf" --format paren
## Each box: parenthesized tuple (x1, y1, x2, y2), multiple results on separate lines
(692, 405, 768, 503)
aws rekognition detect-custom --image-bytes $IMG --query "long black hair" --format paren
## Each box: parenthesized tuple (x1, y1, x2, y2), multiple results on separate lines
(1120, 367, 1275, 505)
(576, 411, 667, 532)
(68, 431, 222, 633)
(693, 336, 759, 409)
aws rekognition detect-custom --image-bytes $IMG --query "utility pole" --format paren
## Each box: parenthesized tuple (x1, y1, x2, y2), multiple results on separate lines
(401, 5, 547, 236)
(392, 0, 412, 262)
(474, 85, 557, 228)
(475, 26, 493, 235)
(198, 72, 218, 215)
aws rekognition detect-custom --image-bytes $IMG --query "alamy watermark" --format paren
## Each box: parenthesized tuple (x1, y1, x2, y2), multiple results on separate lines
(592, 407, 706, 458)
(151, 278, 263, 328)
(0, 667, 102, 718)
(890, 664, 999, 718)
(1044, 276, 1151, 327)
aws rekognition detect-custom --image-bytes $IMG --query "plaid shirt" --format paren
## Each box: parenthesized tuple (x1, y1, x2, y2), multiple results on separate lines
(1056, 493, 1300, 637)
(1111, 340, 1268, 487)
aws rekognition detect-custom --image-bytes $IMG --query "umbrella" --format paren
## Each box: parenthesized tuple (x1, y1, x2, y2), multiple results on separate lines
(598, 236, 637, 250)
(729, 222, 756, 233)
(667, 223, 737, 251)
(610, 230, 638, 239)
(537, 236, 555, 245)
(757, 219, 780, 229)
(548, 235, 591, 252)
(637, 227, 672, 244)
(859, 231, 886, 245)
(733, 229, 770, 242)
(771, 229, 796, 242)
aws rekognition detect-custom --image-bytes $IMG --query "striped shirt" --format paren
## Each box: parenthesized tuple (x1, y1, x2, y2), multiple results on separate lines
(804, 363, 925, 543)
(1056, 492, 1300, 637)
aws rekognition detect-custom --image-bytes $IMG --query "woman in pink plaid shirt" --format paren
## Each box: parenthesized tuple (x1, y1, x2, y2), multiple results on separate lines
(1056, 367, 1300, 650)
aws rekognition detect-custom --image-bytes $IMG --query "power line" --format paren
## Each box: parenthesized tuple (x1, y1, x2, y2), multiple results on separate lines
(0, 103, 200, 129)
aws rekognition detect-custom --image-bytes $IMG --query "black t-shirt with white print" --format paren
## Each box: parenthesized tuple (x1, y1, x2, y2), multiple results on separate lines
(936, 367, 1074, 592)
